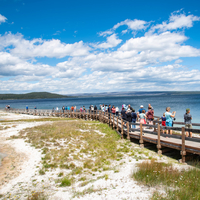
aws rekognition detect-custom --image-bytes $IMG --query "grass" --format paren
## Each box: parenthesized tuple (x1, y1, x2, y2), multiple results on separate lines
(9, 119, 132, 188)
(27, 191, 47, 200)
(133, 159, 200, 200)
(59, 176, 73, 187)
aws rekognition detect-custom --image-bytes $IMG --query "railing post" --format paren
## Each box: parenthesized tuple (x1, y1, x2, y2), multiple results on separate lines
(113, 115, 115, 128)
(121, 119, 124, 139)
(140, 123, 144, 148)
(153, 121, 156, 132)
(157, 123, 162, 155)
(127, 122, 130, 140)
(180, 127, 186, 163)
(117, 117, 119, 132)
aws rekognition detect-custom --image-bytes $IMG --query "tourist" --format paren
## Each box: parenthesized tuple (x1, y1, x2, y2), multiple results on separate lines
(115, 106, 119, 116)
(56, 107, 59, 113)
(128, 104, 134, 112)
(138, 105, 146, 114)
(71, 106, 74, 112)
(26, 105, 28, 112)
(146, 106, 154, 127)
(105, 105, 108, 112)
(34, 106, 37, 114)
(91, 105, 94, 113)
(74, 106, 76, 112)
(126, 108, 132, 123)
(62, 106, 65, 113)
(52, 107, 55, 113)
(148, 103, 154, 110)
(101, 104, 105, 112)
(65, 106, 68, 110)
(80, 107, 83, 112)
(83, 106, 86, 112)
(165, 107, 176, 135)
(184, 108, 192, 138)
(137, 110, 146, 124)
(67, 106, 70, 111)
(131, 109, 137, 129)
(94, 105, 97, 114)
(121, 107, 127, 121)
(161, 113, 166, 134)
(111, 105, 116, 115)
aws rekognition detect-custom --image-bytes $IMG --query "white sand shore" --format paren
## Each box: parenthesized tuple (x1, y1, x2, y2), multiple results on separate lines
(0, 110, 189, 200)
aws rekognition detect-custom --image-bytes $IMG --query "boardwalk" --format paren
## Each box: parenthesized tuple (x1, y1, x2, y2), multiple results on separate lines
(7, 108, 200, 163)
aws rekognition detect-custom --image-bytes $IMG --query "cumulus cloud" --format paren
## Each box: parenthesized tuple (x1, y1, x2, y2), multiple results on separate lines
(93, 34, 122, 49)
(0, 32, 91, 59)
(113, 19, 149, 31)
(0, 14, 7, 24)
(99, 19, 149, 37)
(148, 13, 200, 34)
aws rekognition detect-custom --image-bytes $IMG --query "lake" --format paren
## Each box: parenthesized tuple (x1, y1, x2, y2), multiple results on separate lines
(0, 93, 200, 124)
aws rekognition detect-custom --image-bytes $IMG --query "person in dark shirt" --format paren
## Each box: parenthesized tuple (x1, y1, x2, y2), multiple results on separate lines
(131, 109, 137, 128)
(108, 105, 111, 113)
(121, 107, 127, 120)
(184, 108, 192, 138)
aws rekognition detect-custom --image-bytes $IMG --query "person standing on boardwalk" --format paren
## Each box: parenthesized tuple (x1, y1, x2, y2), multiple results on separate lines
(161, 113, 166, 134)
(62, 106, 65, 113)
(131, 109, 137, 128)
(111, 105, 116, 115)
(138, 110, 147, 124)
(165, 107, 176, 135)
(184, 108, 192, 138)
(115, 106, 119, 116)
(138, 105, 146, 114)
(146, 106, 154, 127)
(26, 105, 28, 112)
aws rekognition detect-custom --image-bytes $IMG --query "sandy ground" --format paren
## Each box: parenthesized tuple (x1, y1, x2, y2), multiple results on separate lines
(0, 110, 190, 200)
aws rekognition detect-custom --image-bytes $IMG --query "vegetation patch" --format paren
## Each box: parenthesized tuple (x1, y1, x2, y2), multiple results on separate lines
(133, 159, 200, 199)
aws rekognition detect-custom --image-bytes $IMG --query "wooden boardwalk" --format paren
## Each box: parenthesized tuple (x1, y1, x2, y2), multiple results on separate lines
(7, 108, 200, 163)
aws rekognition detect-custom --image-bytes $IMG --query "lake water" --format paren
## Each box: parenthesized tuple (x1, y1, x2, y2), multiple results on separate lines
(0, 93, 200, 124)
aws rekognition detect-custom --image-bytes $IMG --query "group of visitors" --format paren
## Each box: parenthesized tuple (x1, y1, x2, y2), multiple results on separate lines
(120, 104, 154, 129)
(160, 107, 192, 137)
(50, 103, 193, 138)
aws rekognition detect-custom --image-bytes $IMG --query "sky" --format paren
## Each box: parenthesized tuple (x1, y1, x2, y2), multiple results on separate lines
(0, 0, 200, 94)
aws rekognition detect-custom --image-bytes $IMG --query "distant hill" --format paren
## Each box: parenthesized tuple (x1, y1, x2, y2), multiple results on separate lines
(0, 92, 71, 100)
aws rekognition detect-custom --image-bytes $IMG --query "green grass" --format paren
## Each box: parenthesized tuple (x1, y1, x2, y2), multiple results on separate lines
(133, 159, 200, 200)
(10, 120, 125, 176)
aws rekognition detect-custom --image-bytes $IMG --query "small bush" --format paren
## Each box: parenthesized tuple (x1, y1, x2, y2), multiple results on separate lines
(60, 177, 72, 187)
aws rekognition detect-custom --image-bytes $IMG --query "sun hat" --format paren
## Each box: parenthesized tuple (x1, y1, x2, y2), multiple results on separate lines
(186, 108, 190, 112)
(140, 105, 143, 107)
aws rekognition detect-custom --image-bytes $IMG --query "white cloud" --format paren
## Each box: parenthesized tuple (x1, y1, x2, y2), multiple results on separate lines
(113, 19, 149, 31)
(0, 14, 7, 24)
(149, 13, 200, 34)
(0, 32, 91, 59)
(93, 34, 122, 49)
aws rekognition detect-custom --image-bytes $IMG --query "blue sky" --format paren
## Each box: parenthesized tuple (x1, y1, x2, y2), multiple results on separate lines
(0, 0, 200, 94)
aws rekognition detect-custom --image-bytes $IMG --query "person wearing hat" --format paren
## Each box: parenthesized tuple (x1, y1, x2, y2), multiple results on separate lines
(184, 108, 192, 138)
(138, 105, 146, 114)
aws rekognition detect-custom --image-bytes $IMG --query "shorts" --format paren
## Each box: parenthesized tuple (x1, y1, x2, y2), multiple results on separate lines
(162, 121, 166, 126)
(166, 121, 172, 127)
(185, 124, 192, 129)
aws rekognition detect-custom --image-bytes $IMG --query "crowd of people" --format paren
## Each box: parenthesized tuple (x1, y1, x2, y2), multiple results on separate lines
(56, 103, 192, 137)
